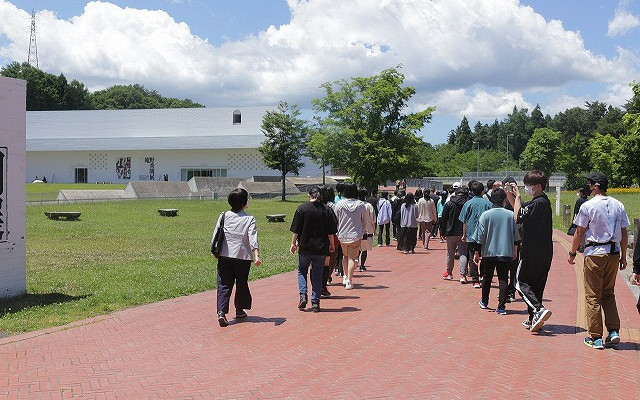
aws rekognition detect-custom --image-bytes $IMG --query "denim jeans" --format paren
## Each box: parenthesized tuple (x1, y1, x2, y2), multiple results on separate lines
(298, 254, 325, 304)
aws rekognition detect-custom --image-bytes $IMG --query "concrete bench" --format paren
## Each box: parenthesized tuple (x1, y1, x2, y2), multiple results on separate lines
(266, 214, 286, 222)
(158, 209, 179, 217)
(44, 211, 81, 221)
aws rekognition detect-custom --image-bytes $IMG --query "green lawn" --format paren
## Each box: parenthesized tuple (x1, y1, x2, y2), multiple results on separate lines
(1, 196, 306, 334)
(548, 191, 640, 233)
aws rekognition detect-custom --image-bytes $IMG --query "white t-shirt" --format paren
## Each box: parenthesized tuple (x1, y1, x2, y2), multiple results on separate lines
(573, 195, 629, 256)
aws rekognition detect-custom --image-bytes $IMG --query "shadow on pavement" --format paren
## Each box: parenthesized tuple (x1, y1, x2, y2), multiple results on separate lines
(239, 316, 286, 326)
(315, 306, 360, 313)
(537, 324, 586, 336)
(324, 295, 360, 300)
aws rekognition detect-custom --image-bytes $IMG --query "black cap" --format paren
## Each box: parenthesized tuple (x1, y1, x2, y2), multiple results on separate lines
(581, 172, 608, 184)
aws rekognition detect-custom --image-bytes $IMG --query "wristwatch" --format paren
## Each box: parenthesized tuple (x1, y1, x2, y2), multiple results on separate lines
(568, 251, 577, 257)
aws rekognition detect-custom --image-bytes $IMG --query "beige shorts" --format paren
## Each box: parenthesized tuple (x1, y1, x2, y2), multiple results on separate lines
(341, 241, 361, 260)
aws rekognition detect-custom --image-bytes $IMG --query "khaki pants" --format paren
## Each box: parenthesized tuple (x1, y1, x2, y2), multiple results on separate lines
(583, 254, 621, 339)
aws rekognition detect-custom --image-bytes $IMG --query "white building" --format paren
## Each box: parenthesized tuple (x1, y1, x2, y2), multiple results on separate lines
(26, 107, 320, 183)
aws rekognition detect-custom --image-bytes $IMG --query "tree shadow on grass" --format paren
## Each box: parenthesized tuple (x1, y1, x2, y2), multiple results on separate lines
(0, 293, 90, 317)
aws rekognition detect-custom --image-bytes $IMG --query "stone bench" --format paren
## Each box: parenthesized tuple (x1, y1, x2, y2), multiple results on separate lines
(266, 214, 286, 222)
(44, 211, 81, 221)
(158, 209, 179, 217)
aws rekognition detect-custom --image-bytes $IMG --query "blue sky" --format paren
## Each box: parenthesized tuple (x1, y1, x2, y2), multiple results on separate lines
(1, 0, 639, 144)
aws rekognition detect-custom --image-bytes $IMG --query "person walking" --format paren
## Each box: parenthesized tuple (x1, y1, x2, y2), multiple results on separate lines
(377, 191, 392, 246)
(459, 181, 492, 287)
(400, 192, 419, 254)
(417, 189, 437, 250)
(475, 188, 520, 314)
(440, 187, 468, 280)
(320, 186, 339, 297)
(290, 187, 338, 313)
(211, 188, 261, 327)
(568, 172, 629, 349)
(358, 189, 377, 271)
(334, 183, 367, 290)
(508, 170, 553, 333)
(392, 190, 406, 247)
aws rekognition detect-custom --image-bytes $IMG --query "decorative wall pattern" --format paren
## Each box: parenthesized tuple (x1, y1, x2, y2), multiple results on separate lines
(228, 151, 265, 171)
(145, 156, 155, 180)
(89, 153, 108, 170)
(115, 157, 131, 179)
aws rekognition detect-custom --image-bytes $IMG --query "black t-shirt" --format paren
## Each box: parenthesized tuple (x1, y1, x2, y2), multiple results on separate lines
(516, 193, 553, 260)
(290, 201, 338, 256)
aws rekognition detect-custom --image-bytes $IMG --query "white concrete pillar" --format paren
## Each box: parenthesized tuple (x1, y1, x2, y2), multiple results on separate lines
(0, 77, 27, 299)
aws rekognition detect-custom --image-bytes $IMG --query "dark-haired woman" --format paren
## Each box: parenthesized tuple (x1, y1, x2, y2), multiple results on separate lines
(400, 192, 418, 254)
(211, 188, 261, 327)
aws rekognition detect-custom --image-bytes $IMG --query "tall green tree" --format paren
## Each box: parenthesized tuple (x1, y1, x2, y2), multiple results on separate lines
(519, 128, 561, 174)
(91, 84, 203, 109)
(618, 82, 640, 185)
(455, 116, 473, 153)
(306, 125, 344, 185)
(589, 133, 620, 185)
(312, 67, 434, 193)
(258, 101, 308, 200)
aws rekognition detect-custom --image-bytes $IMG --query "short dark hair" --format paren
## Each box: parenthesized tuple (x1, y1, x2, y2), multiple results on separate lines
(490, 187, 507, 205)
(486, 179, 495, 190)
(358, 188, 368, 201)
(308, 186, 321, 200)
(335, 182, 345, 194)
(470, 181, 485, 196)
(523, 170, 548, 190)
(344, 183, 358, 199)
(228, 188, 248, 211)
(381, 191, 388, 199)
(415, 189, 423, 198)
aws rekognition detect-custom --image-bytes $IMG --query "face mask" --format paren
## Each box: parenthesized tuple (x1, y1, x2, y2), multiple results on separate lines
(524, 185, 535, 195)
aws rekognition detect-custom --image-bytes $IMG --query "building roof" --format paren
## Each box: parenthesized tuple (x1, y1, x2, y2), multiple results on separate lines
(26, 106, 275, 151)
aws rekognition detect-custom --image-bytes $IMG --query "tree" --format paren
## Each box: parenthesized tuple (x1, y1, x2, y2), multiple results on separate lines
(589, 133, 620, 185)
(618, 85, 640, 185)
(312, 67, 434, 193)
(306, 125, 344, 185)
(519, 128, 561, 174)
(91, 84, 203, 109)
(555, 134, 590, 189)
(455, 116, 473, 153)
(258, 101, 308, 201)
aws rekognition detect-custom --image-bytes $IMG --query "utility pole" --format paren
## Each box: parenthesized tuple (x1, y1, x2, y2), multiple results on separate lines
(28, 9, 38, 68)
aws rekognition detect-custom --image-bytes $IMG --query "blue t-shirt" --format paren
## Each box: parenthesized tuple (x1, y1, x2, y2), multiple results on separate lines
(458, 196, 492, 243)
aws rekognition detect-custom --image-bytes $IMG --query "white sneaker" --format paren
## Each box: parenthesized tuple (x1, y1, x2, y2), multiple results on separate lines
(343, 275, 349, 285)
(345, 280, 353, 290)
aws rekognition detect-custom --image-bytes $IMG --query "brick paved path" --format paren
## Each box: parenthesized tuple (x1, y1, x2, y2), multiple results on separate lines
(2, 231, 639, 399)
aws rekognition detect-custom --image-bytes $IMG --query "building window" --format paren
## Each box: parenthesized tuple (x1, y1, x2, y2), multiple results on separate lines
(181, 168, 227, 181)
(233, 110, 241, 125)
(75, 168, 88, 183)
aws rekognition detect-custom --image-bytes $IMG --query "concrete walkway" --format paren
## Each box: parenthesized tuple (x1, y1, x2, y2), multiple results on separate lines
(1, 231, 639, 399)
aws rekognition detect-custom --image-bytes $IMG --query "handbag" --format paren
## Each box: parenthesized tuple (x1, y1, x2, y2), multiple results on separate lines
(211, 211, 226, 258)
(567, 223, 577, 236)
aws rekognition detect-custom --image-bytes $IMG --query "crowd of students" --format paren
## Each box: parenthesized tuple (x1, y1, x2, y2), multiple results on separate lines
(212, 173, 639, 350)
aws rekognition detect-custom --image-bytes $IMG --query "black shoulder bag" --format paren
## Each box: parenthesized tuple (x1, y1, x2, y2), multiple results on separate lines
(211, 211, 226, 258)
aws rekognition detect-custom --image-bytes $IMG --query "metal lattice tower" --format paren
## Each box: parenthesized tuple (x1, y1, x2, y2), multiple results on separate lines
(27, 9, 38, 68)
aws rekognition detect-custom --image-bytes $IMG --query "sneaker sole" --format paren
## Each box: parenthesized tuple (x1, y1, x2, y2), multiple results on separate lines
(478, 301, 488, 309)
(584, 338, 604, 349)
(218, 317, 228, 327)
(530, 309, 552, 332)
(605, 336, 620, 347)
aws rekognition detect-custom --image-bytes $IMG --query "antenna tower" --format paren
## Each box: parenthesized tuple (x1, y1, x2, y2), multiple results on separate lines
(28, 9, 38, 68)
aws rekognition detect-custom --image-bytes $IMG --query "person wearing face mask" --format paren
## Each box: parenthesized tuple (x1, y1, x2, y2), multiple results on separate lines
(507, 170, 553, 333)
(568, 172, 629, 349)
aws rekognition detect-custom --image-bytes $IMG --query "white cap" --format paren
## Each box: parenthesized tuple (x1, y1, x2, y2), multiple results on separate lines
(452, 182, 460, 189)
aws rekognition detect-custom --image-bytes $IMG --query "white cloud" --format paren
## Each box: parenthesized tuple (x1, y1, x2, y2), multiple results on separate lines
(607, 7, 640, 36)
(433, 88, 532, 119)
(0, 0, 637, 118)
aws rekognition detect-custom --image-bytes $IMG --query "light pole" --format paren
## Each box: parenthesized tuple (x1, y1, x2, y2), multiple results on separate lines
(505, 134, 513, 177)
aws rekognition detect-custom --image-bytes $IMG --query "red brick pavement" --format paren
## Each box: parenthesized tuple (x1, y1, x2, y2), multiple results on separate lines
(1, 231, 639, 399)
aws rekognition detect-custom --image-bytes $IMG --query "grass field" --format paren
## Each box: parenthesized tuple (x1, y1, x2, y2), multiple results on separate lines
(1, 184, 638, 335)
(1, 194, 306, 334)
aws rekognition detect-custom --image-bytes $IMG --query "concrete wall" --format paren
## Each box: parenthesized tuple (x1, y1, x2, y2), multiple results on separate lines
(0, 77, 27, 299)
(27, 149, 321, 184)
